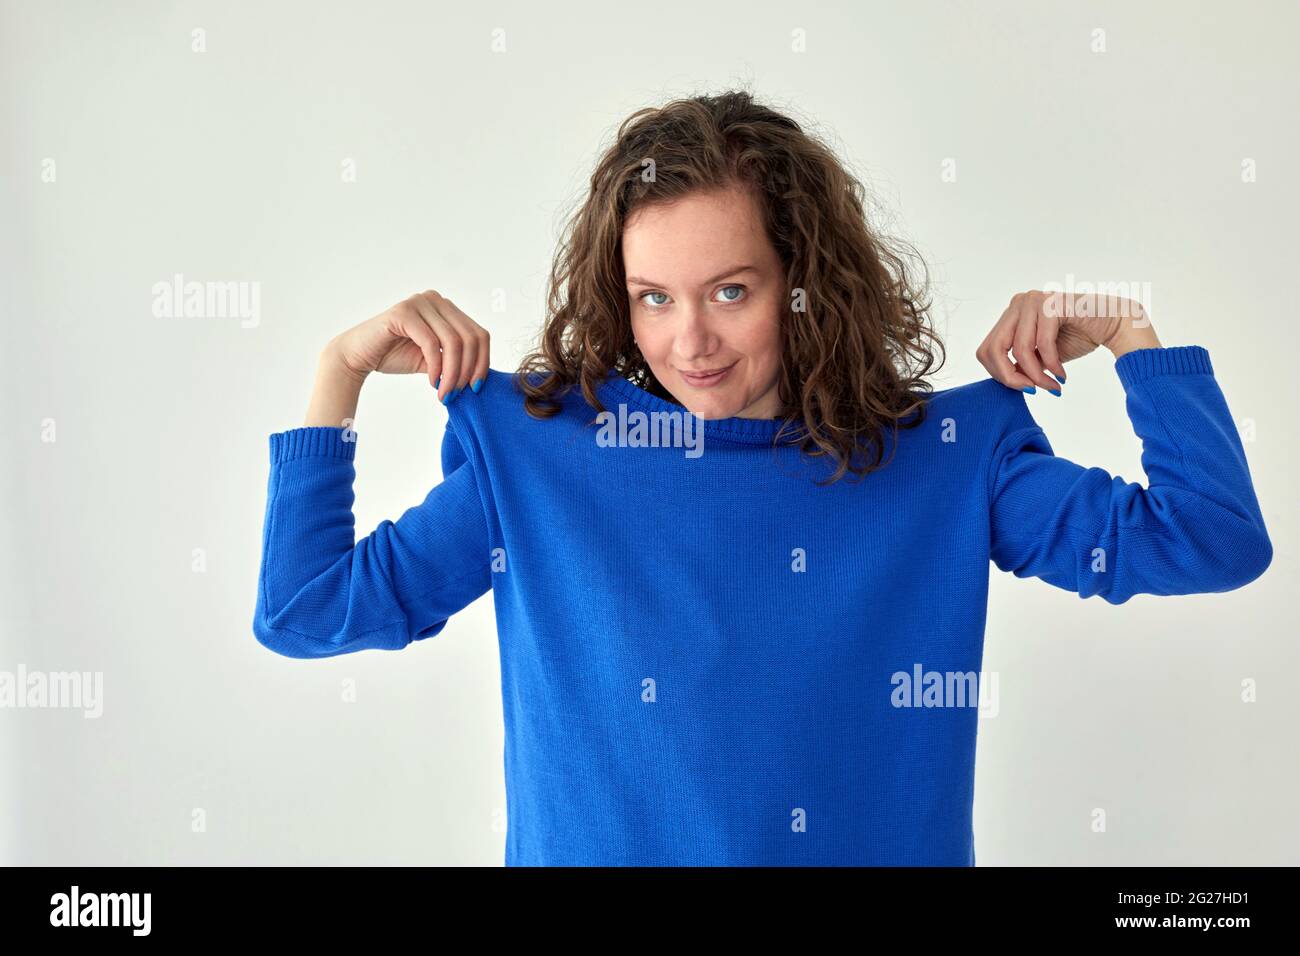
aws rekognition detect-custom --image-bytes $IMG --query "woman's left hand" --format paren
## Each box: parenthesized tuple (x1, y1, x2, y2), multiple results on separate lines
(976, 289, 1157, 393)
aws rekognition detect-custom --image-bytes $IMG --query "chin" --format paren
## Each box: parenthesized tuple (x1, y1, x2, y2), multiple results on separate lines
(682, 397, 739, 420)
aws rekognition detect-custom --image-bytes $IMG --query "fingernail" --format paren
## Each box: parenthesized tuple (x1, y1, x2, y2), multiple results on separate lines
(435, 376, 441, 388)
(448, 387, 461, 404)
(471, 378, 482, 393)
(1022, 386, 1036, 394)
(1053, 372, 1066, 384)
(1048, 387, 1061, 396)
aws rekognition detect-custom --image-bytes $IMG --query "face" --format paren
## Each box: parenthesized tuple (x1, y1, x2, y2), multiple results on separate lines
(623, 185, 786, 420)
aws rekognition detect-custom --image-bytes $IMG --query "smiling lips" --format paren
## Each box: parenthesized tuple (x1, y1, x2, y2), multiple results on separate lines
(678, 362, 736, 388)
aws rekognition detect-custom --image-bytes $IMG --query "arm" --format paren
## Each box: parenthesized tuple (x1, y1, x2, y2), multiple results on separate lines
(988, 342, 1272, 604)
(252, 422, 492, 657)
(253, 340, 491, 660)
(253, 301, 494, 659)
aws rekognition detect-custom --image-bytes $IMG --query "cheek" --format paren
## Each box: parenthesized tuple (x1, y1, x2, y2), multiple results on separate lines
(630, 317, 665, 358)
(734, 305, 782, 364)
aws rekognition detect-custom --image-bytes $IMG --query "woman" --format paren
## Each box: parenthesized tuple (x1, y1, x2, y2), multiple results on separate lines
(252, 91, 1272, 866)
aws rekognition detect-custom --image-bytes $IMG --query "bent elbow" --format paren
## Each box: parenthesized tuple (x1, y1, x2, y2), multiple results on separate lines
(1165, 503, 1274, 596)
(252, 605, 411, 658)
(251, 600, 338, 659)
(1087, 522, 1273, 604)
(1227, 530, 1273, 591)
(1187, 524, 1273, 596)
(252, 612, 312, 659)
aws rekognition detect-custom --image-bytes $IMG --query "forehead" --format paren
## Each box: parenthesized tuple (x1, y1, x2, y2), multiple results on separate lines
(622, 188, 767, 277)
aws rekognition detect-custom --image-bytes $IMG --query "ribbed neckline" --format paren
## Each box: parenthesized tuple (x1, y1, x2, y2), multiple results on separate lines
(596, 369, 798, 445)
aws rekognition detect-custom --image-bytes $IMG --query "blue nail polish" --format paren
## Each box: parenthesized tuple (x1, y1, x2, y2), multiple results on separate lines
(1053, 373, 1066, 385)
(435, 376, 441, 388)
(471, 378, 482, 393)
(448, 387, 461, 403)
(1022, 386, 1036, 394)
(1048, 387, 1061, 396)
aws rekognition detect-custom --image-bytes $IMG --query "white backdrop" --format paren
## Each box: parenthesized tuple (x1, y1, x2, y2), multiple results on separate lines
(2, 0, 1296, 865)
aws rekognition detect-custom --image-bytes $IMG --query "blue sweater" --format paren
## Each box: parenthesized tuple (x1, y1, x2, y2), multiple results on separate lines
(253, 345, 1271, 865)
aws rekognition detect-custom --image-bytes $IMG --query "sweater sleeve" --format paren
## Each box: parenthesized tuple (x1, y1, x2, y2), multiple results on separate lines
(252, 424, 492, 658)
(987, 345, 1272, 604)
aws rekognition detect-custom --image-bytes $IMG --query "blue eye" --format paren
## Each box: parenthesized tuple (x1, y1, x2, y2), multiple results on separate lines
(637, 286, 746, 310)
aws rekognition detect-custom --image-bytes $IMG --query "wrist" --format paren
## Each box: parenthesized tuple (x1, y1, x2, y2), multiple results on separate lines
(319, 338, 369, 386)
(1105, 311, 1161, 358)
(306, 341, 367, 428)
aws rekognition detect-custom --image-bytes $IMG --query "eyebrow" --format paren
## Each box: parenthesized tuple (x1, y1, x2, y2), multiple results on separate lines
(625, 265, 760, 288)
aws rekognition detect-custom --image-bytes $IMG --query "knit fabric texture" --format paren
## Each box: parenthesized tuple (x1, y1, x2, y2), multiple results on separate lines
(253, 345, 1272, 865)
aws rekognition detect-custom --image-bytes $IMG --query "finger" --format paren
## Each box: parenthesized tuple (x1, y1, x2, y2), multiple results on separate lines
(396, 303, 441, 389)
(410, 293, 462, 402)
(1010, 294, 1060, 393)
(976, 298, 1037, 391)
(1035, 293, 1067, 391)
(422, 291, 478, 394)
(432, 293, 490, 393)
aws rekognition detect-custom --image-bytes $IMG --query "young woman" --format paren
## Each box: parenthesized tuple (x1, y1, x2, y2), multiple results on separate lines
(253, 91, 1272, 866)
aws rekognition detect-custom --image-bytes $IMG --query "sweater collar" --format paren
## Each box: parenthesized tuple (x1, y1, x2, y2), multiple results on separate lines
(596, 368, 801, 446)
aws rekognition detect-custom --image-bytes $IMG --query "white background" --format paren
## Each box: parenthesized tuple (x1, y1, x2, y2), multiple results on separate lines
(2, 0, 1296, 864)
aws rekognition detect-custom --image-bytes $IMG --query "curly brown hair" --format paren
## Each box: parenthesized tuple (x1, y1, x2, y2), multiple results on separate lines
(516, 89, 945, 484)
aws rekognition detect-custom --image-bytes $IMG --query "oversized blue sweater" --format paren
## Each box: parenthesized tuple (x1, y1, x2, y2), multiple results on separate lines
(253, 345, 1271, 866)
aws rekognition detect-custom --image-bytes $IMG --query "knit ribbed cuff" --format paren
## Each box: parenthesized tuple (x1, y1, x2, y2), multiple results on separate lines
(269, 426, 358, 464)
(1114, 345, 1213, 389)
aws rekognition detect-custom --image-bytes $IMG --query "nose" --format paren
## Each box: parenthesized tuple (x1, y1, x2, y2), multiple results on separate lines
(671, 306, 720, 363)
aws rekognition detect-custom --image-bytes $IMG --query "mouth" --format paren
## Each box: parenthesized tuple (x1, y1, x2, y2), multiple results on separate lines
(677, 361, 737, 388)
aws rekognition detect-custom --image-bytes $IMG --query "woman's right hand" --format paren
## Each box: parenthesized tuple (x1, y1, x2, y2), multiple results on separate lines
(329, 290, 491, 403)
